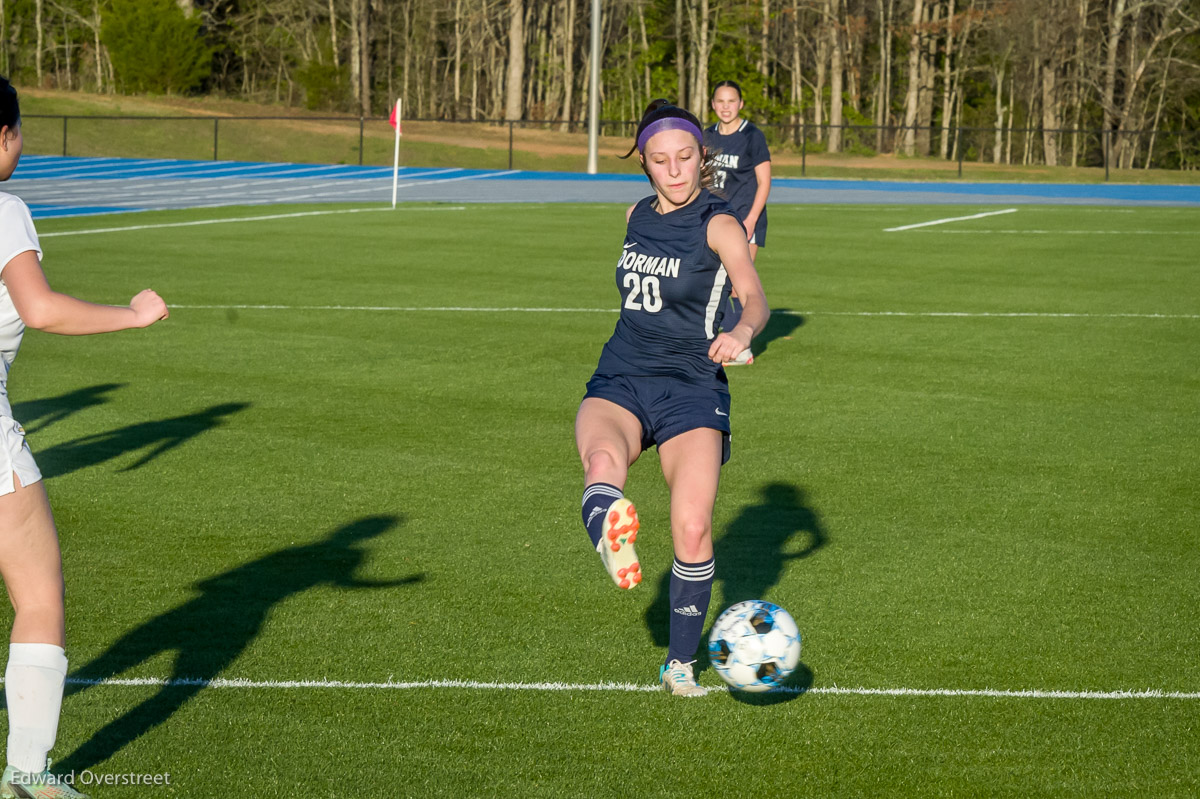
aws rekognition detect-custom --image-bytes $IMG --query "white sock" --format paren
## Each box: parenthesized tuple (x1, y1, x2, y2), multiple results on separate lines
(5, 643, 68, 774)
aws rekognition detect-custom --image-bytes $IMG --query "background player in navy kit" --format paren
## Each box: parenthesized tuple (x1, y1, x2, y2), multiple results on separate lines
(704, 80, 771, 365)
(575, 100, 769, 696)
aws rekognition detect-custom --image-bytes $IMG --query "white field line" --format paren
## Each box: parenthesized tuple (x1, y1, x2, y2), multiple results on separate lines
(791, 310, 1200, 319)
(39, 206, 466, 237)
(167, 305, 1200, 320)
(55, 675, 1200, 700)
(174, 304, 614, 312)
(908, 229, 1200, 235)
(884, 208, 1018, 231)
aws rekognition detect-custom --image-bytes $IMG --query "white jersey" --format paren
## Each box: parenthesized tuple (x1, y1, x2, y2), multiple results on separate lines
(0, 191, 42, 418)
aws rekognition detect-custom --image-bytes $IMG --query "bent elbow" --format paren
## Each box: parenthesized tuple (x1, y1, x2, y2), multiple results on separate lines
(17, 300, 58, 331)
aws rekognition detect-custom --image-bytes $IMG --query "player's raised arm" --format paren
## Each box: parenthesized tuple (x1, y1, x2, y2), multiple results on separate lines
(706, 213, 768, 364)
(745, 160, 772, 238)
(1, 250, 168, 335)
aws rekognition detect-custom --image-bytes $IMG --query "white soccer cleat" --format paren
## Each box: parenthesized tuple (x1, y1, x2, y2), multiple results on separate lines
(1, 760, 90, 798)
(659, 659, 708, 697)
(596, 498, 641, 590)
(723, 348, 754, 366)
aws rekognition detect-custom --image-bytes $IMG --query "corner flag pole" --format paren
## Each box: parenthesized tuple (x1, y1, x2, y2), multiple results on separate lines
(390, 99, 402, 209)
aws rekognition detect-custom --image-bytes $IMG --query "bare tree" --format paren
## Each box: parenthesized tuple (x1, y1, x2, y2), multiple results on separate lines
(688, 0, 713, 113)
(828, 0, 845, 152)
(505, 0, 525, 120)
(901, 0, 925, 155)
(349, 0, 371, 114)
(562, 0, 576, 127)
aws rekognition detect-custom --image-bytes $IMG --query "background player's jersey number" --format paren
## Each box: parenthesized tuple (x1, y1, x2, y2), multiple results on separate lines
(713, 169, 728, 190)
(623, 273, 663, 313)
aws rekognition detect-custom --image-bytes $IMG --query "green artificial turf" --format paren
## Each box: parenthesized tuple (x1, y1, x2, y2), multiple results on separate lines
(4, 202, 1197, 797)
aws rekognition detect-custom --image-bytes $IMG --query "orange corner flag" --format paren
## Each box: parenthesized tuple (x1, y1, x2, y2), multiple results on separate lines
(388, 102, 402, 133)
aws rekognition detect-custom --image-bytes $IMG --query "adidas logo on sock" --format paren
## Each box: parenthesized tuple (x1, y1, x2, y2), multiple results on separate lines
(673, 604, 703, 617)
(586, 505, 606, 526)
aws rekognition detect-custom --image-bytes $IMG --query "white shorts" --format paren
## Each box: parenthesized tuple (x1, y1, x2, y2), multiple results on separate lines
(0, 415, 42, 495)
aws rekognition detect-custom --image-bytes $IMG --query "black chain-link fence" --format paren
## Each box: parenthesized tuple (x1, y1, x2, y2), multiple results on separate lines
(20, 114, 1200, 181)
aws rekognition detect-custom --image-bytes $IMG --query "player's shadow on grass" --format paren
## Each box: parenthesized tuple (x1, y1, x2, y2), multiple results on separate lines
(10, 383, 125, 435)
(644, 482, 826, 701)
(754, 309, 804, 358)
(714, 482, 826, 605)
(35, 402, 250, 479)
(56, 515, 424, 773)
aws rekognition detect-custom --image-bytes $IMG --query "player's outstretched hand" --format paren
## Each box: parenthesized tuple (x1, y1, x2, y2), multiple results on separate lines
(130, 289, 169, 327)
(708, 329, 751, 364)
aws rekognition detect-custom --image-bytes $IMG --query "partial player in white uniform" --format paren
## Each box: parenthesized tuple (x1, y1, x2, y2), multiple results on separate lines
(0, 76, 168, 799)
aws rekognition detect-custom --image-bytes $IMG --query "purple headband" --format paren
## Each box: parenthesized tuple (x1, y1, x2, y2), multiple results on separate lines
(637, 117, 704, 153)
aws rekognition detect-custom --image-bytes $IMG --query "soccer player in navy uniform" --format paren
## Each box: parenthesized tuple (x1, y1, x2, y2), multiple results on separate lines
(575, 100, 769, 696)
(704, 80, 771, 365)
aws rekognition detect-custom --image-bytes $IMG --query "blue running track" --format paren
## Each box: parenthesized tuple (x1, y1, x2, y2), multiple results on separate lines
(7, 155, 1200, 219)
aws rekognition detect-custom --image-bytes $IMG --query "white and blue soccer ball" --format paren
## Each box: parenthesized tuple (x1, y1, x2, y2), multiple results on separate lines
(707, 600, 802, 692)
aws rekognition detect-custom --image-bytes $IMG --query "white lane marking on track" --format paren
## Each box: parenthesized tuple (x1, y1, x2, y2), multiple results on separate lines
(55, 676, 1200, 700)
(60, 161, 355, 181)
(388, 169, 521, 191)
(11, 171, 438, 200)
(20, 168, 507, 209)
(165, 305, 1200, 320)
(885, 208, 1019, 231)
(38, 206, 465, 237)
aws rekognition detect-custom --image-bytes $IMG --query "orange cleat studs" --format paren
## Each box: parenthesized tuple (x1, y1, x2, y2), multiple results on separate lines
(632, 572, 642, 584)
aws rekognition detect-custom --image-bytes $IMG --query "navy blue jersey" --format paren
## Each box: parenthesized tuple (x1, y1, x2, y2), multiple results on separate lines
(703, 120, 771, 220)
(593, 190, 739, 389)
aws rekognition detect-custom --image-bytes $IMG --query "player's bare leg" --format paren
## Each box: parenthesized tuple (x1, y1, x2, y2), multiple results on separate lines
(656, 428, 723, 695)
(0, 476, 88, 798)
(0, 478, 65, 647)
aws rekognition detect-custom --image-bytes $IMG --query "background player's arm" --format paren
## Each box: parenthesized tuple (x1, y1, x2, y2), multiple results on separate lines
(2, 250, 168, 335)
(706, 214, 769, 363)
(743, 161, 772, 238)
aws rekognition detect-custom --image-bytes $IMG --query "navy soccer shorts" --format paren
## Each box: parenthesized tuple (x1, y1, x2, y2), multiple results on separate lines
(584, 373, 732, 464)
(749, 213, 767, 247)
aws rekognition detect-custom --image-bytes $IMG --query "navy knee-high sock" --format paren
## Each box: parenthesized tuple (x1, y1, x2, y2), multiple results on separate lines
(666, 557, 715, 664)
(581, 482, 623, 548)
